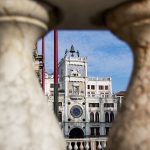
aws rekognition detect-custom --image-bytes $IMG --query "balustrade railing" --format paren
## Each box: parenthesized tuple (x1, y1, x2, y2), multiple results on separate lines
(66, 137, 107, 150)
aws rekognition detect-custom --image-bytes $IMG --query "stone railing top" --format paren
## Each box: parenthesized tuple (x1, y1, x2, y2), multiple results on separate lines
(65, 137, 108, 142)
(45, 0, 129, 29)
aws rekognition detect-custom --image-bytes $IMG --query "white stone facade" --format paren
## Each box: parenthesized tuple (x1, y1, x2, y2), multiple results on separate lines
(45, 45, 119, 139)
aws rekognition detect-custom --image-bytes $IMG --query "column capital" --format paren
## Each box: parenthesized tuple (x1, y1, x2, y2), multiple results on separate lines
(105, 0, 150, 47)
(0, 0, 59, 32)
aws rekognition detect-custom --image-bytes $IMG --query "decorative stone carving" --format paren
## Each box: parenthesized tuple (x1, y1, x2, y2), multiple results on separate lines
(105, 1, 150, 150)
(0, 1, 65, 150)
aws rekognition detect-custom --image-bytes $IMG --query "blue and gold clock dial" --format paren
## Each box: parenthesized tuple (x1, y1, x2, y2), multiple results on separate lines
(70, 105, 83, 118)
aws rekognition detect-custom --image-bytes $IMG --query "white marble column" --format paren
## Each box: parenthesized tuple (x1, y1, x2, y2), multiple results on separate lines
(105, 1, 150, 150)
(0, 1, 65, 150)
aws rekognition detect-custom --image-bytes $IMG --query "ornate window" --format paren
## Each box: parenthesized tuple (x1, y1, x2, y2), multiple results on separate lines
(99, 85, 104, 90)
(96, 127, 100, 136)
(105, 112, 109, 123)
(90, 127, 94, 137)
(105, 85, 109, 90)
(105, 127, 110, 136)
(90, 112, 94, 122)
(91, 85, 95, 90)
(95, 112, 99, 122)
(110, 112, 114, 123)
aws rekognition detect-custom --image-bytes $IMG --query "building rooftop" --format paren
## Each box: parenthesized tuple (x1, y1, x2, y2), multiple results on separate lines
(88, 77, 112, 81)
(115, 91, 126, 96)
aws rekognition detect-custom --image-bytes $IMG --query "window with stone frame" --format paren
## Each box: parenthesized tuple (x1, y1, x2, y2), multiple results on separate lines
(104, 103, 114, 107)
(90, 112, 94, 122)
(110, 112, 114, 123)
(95, 112, 99, 122)
(100, 93, 104, 98)
(105, 112, 109, 123)
(89, 103, 99, 107)
(105, 92, 109, 98)
(96, 127, 100, 136)
(91, 91, 95, 97)
(105, 127, 110, 136)
(105, 85, 109, 90)
(91, 85, 95, 90)
(99, 85, 104, 90)
(90, 127, 95, 137)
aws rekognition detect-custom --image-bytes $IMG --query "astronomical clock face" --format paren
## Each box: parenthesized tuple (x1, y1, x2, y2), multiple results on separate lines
(68, 65, 86, 77)
(70, 105, 83, 118)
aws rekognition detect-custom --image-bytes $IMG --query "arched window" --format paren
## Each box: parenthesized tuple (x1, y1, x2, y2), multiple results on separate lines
(90, 112, 94, 122)
(95, 112, 99, 122)
(105, 112, 109, 123)
(110, 112, 114, 123)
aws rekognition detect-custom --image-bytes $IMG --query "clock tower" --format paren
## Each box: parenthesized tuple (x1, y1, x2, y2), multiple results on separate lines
(59, 45, 88, 138)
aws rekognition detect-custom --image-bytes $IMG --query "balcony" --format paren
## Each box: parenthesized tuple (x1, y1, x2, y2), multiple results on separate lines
(66, 137, 107, 150)
(70, 95, 84, 100)
(89, 122, 112, 128)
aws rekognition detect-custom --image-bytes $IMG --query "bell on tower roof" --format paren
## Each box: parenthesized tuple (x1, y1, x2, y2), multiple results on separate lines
(70, 45, 76, 57)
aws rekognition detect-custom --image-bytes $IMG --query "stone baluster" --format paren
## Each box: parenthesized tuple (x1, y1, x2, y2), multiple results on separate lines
(68, 142, 72, 150)
(97, 141, 102, 150)
(105, 0, 150, 150)
(91, 140, 96, 150)
(85, 141, 90, 150)
(79, 141, 84, 150)
(74, 142, 78, 150)
(0, 1, 65, 150)
(103, 141, 106, 149)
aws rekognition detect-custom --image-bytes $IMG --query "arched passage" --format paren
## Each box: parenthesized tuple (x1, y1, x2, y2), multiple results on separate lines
(69, 128, 84, 138)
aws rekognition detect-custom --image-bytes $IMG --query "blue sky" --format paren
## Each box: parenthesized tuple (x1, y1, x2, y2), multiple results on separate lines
(37, 30, 133, 93)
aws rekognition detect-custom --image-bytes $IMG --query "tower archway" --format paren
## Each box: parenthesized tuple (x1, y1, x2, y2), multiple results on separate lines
(69, 128, 84, 138)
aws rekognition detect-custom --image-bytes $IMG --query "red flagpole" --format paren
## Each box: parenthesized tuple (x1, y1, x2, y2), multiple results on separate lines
(42, 38, 45, 93)
(54, 31, 58, 85)
(54, 30, 59, 118)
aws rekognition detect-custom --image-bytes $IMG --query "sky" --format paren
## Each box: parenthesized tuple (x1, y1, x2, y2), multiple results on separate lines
(37, 30, 133, 93)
